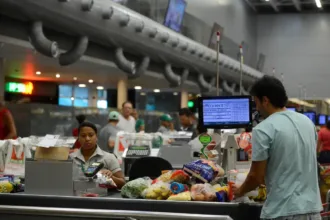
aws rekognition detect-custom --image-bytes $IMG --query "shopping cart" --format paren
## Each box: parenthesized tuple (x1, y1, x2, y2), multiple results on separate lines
(319, 163, 330, 219)
(321, 190, 330, 220)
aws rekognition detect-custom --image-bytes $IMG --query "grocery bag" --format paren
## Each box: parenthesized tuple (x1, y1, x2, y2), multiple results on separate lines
(0, 140, 9, 173)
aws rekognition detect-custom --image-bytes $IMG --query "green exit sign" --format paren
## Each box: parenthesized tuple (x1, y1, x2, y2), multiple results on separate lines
(5, 82, 34, 95)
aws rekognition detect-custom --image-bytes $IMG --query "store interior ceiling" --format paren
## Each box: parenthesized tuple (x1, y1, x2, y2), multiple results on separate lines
(0, 37, 200, 93)
(245, 0, 330, 13)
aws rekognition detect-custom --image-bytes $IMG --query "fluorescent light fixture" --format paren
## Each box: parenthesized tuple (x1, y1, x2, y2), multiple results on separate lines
(88, 79, 93, 83)
(134, 86, 142, 90)
(288, 98, 316, 108)
(173, 92, 178, 96)
(315, 0, 322, 8)
(153, 89, 160, 93)
(56, 73, 60, 78)
(265, 0, 269, 1)
(73, 77, 77, 80)
(36, 71, 41, 75)
(71, 97, 74, 101)
(78, 84, 86, 88)
(96, 86, 104, 90)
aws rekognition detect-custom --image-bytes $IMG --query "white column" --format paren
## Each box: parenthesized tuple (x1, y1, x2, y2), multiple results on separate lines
(89, 88, 98, 108)
(0, 58, 5, 102)
(117, 79, 127, 109)
(180, 90, 188, 108)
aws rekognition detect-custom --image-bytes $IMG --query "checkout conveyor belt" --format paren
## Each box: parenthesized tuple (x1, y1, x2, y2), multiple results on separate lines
(0, 192, 262, 220)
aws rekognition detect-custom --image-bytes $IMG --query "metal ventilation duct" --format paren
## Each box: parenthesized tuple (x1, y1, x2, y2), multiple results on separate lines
(59, 36, 89, 66)
(0, 0, 265, 85)
(128, 56, 150, 80)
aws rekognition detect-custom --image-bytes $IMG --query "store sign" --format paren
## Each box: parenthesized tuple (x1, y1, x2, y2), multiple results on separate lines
(5, 82, 34, 95)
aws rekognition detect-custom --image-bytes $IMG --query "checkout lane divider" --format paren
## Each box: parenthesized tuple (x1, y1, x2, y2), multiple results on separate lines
(0, 205, 233, 220)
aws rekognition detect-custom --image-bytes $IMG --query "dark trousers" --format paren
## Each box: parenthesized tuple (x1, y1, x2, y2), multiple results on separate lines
(318, 151, 330, 164)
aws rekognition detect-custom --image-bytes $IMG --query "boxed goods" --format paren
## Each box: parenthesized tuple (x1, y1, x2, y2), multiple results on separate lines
(183, 159, 224, 183)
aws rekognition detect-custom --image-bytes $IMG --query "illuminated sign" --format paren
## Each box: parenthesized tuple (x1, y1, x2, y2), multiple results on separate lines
(188, 100, 194, 108)
(5, 82, 34, 95)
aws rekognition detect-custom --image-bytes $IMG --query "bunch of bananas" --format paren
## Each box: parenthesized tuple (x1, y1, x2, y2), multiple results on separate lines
(0, 182, 14, 193)
(251, 185, 267, 201)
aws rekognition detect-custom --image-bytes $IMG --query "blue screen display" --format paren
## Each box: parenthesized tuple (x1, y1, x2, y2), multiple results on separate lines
(287, 107, 296, 112)
(303, 112, 316, 124)
(202, 98, 250, 126)
(318, 114, 326, 125)
(164, 0, 187, 32)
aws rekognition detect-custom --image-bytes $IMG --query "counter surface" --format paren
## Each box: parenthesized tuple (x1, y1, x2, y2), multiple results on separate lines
(0, 192, 262, 220)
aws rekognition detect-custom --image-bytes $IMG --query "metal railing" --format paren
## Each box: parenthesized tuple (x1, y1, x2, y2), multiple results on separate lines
(0, 205, 233, 220)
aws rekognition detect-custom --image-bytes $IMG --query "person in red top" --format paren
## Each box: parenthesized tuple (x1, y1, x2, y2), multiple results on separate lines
(72, 115, 86, 137)
(0, 97, 17, 140)
(317, 120, 330, 164)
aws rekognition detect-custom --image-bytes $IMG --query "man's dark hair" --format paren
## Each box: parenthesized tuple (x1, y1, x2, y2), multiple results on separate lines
(179, 108, 193, 117)
(76, 114, 86, 125)
(122, 101, 133, 108)
(326, 121, 330, 130)
(78, 122, 98, 135)
(250, 76, 288, 108)
(196, 124, 207, 134)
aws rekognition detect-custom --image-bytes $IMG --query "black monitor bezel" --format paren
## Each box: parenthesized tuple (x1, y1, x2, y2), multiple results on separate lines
(317, 114, 327, 126)
(303, 111, 316, 125)
(198, 96, 253, 129)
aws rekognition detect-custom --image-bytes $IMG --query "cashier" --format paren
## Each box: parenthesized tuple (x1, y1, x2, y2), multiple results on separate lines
(70, 122, 126, 189)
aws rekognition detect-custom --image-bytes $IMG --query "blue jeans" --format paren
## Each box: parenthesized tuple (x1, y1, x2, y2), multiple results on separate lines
(263, 213, 321, 220)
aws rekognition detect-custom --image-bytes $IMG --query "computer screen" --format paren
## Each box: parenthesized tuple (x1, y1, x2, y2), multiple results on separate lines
(198, 96, 252, 129)
(318, 114, 327, 126)
(303, 112, 316, 124)
(287, 107, 296, 112)
(164, 0, 187, 32)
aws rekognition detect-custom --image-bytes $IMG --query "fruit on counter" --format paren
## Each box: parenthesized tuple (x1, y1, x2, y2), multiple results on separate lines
(121, 177, 152, 199)
(212, 184, 229, 193)
(167, 191, 191, 201)
(144, 183, 172, 200)
(191, 184, 216, 202)
(170, 170, 190, 184)
(153, 171, 173, 184)
(251, 185, 267, 201)
(0, 181, 14, 193)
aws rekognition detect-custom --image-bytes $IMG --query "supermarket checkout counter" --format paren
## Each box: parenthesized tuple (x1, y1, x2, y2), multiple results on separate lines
(0, 192, 262, 220)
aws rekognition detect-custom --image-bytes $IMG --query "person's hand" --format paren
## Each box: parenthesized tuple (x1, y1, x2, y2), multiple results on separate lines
(232, 184, 243, 198)
(100, 169, 113, 178)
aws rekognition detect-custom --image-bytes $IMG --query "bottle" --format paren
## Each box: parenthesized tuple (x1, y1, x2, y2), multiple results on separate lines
(227, 170, 238, 201)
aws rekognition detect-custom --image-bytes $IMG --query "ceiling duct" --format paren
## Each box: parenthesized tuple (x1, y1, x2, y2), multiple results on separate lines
(164, 64, 182, 87)
(128, 56, 150, 80)
(114, 47, 136, 75)
(81, 0, 94, 11)
(197, 73, 213, 93)
(222, 81, 235, 95)
(241, 86, 249, 96)
(59, 36, 89, 66)
(28, 21, 59, 58)
(180, 69, 189, 86)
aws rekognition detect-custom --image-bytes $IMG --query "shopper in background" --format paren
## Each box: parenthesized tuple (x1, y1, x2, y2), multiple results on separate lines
(117, 101, 136, 133)
(70, 121, 125, 188)
(99, 111, 121, 153)
(135, 119, 145, 133)
(233, 76, 322, 220)
(157, 114, 173, 134)
(0, 96, 17, 140)
(131, 109, 138, 121)
(72, 114, 86, 137)
(178, 108, 197, 139)
(317, 120, 330, 164)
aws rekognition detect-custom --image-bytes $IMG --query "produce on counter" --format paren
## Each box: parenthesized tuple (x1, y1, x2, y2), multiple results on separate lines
(251, 185, 267, 201)
(0, 181, 14, 193)
(170, 182, 189, 194)
(191, 184, 217, 202)
(143, 182, 171, 200)
(153, 170, 173, 183)
(121, 177, 152, 199)
(170, 170, 190, 183)
(183, 159, 225, 183)
(167, 191, 191, 201)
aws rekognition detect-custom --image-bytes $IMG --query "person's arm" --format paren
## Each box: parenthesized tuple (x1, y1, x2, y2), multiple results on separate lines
(101, 169, 126, 189)
(4, 111, 17, 139)
(234, 128, 270, 198)
(107, 138, 115, 150)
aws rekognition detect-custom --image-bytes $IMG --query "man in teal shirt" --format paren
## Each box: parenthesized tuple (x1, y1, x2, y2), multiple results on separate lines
(234, 76, 322, 220)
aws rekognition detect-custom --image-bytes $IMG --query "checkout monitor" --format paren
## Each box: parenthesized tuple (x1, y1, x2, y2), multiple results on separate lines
(317, 114, 327, 126)
(303, 111, 316, 124)
(198, 96, 252, 129)
(287, 107, 296, 112)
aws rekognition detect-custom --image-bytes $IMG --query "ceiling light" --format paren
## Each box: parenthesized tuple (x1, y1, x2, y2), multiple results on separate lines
(36, 71, 41, 75)
(96, 86, 104, 90)
(73, 77, 77, 80)
(134, 86, 142, 90)
(140, 92, 146, 96)
(78, 84, 86, 88)
(189, 94, 192, 97)
(88, 79, 93, 83)
(153, 89, 160, 93)
(315, 0, 322, 8)
(71, 97, 75, 101)
(173, 92, 178, 96)
(56, 73, 60, 78)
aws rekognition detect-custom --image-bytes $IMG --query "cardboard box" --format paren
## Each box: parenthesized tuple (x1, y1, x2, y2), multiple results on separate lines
(34, 147, 70, 161)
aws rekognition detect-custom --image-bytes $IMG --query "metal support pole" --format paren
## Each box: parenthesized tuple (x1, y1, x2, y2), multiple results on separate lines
(239, 45, 243, 95)
(216, 31, 220, 96)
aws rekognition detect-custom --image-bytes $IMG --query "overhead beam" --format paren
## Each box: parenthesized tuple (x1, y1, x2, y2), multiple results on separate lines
(244, 0, 257, 12)
(269, 0, 280, 12)
(292, 0, 302, 11)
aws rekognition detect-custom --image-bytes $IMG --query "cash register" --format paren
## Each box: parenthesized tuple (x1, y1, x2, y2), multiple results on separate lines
(123, 144, 153, 177)
(197, 95, 253, 171)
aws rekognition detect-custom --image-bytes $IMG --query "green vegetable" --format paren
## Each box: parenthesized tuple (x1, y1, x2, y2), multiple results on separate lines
(121, 177, 151, 199)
